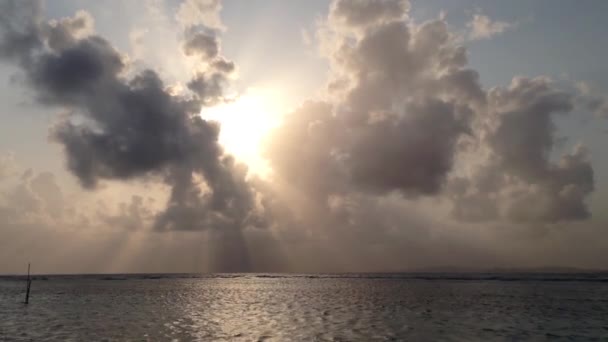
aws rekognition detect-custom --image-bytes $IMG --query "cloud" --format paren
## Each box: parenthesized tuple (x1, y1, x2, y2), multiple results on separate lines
(0, 169, 67, 224)
(576, 81, 608, 118)
(265, 0, 594, 227)
(0, 0, 269, 236)
(183, 30, 219, 59)
(182, 24, 235, 106)
(0, 0, 43, 61)
(98, 195, 156, 231)
(0, 152, 17, 180)
(0, 0, 604, 273)
(329, 0, 410, 29)
(450, 77, 594, 223)
(467, 11, 515, 40)
(259, 0, 530, 269)
(266, 0, 482, 199)
(186, 54, 235, 106)
(175, 0, 224, 30)
(46, 10, 94, 50)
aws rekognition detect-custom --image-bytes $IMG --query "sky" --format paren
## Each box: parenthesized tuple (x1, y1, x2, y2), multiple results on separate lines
(0, 0, 607, 274)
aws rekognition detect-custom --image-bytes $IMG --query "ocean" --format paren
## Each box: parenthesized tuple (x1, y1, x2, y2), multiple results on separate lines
(1, 273, 607, 341)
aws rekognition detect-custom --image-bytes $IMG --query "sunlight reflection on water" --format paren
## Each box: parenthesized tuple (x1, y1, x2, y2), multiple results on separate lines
(1, 274, 608, 340)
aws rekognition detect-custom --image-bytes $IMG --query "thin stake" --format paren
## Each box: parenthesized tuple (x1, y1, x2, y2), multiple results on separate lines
(24, 263, 32, 304)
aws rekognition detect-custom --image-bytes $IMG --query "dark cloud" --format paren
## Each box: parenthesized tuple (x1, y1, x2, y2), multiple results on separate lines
(46, 10, 94, 51)
(488, 77, 574, 179)
(183, 30, 218, 59)
(32, 37, 124, 103)
(266, 1, 478, 199)
(0, 0, 268, 234)
(211, 57, 235, 74)
(0, 0, 43, 62)
(182, 24, 234, 106)
(0, 0, 603, 273)
(50, 69, 203, 187)
(259, 0, 522, 269)
(265, 0, 594, 225)
(330, 0, 409, 28)
(346, 99, 469, 195)
(450, 77, 594, 223)
(187, 71, 228, 105)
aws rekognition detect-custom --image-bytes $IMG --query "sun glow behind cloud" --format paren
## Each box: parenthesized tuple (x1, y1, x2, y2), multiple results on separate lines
(201, 87, 286, 177)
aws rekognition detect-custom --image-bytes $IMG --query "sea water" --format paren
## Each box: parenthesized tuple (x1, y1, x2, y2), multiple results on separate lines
(1, 273, 607, 341)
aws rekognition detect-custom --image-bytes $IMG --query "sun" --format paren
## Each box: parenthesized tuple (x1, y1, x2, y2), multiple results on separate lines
(200, 87, 285, 177)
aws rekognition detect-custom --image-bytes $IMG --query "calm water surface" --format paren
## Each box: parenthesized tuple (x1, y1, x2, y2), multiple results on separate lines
(1, 273, 607, 341)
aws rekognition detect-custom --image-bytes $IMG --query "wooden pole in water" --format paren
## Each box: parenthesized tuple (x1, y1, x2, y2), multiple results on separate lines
(24, 263, 32, 304)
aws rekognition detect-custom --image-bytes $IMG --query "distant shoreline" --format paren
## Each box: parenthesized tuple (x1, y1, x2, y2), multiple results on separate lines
(1, 272, 607, 284)
(2, 266, 608, 277)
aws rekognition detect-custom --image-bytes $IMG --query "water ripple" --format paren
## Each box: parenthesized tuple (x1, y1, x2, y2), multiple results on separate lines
(1, 275, 607, 340)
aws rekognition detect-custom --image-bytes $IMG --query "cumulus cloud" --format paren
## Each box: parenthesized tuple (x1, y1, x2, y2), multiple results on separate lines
(258, 0, 530, 269)
(265, 0, 594, 227)
(0, 0, 268, 236)
(450, 77, 594, 223)
(0, 0, 603, 272)
(46, 10, 94, 50)
(183, 30, 219, 59)
(181, 16, 235, 106)
(0, 0, 43, 61)
(467, 11, 515, 40)
(266, 0, 482, 199)
(329, 0, 410, 29)
(175, 0, 224, 30)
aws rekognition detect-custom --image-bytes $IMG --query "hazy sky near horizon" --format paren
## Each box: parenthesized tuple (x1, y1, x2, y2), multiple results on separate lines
(0, 0, 607, 274)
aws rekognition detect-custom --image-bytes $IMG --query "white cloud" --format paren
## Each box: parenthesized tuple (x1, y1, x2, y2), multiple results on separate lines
(175, 0, 224, 30)
(467, 11, 515, 40)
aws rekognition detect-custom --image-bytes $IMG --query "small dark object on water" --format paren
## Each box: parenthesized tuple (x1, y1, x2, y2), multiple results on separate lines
(24, 263, 32, 304)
